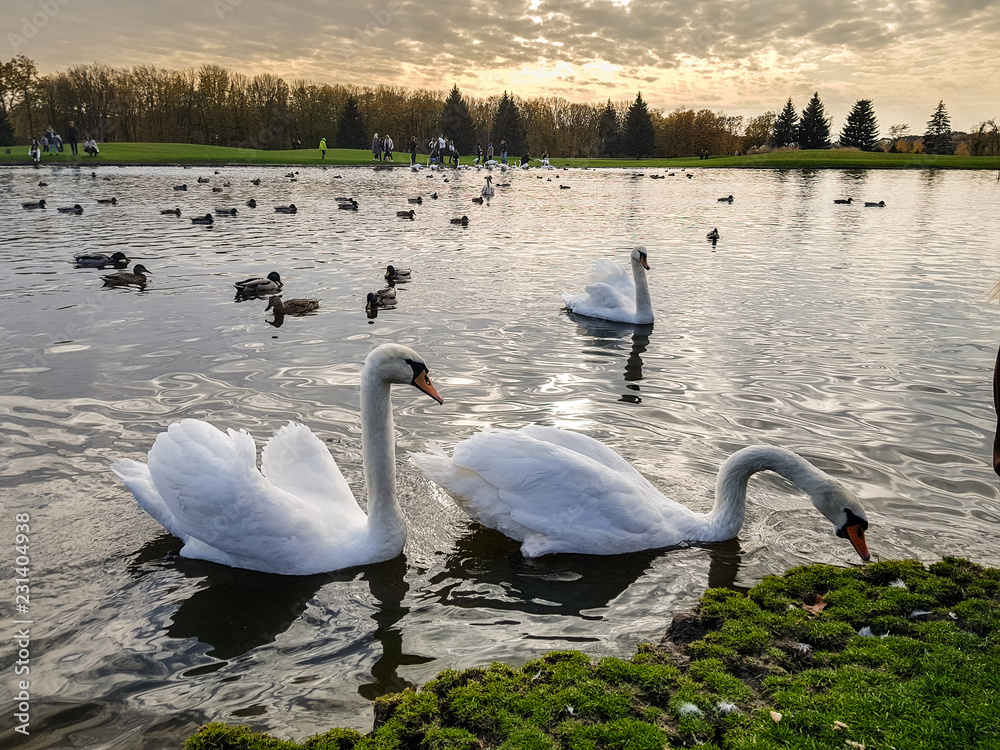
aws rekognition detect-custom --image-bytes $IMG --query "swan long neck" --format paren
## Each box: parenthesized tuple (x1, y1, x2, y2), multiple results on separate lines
(360, 369, 405, 546)
(631, 256, 653, 321)
(704, 446, 831, 541)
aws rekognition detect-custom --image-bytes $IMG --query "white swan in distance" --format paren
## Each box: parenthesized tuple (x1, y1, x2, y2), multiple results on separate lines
(560, 246, 653, 324)
(411, 429, 871, 560)
(112, 344, 444, 575)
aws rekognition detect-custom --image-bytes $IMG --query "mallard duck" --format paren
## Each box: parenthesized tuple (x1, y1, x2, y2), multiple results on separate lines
(38, 181, 48, 187)
(471, 196, 484, 204)
(385, 265, 411, 281)
(265, 296, 319, 315)
(75, 251, 130, 268)
(160, 208, 181, 216)
(96, 197, 118, 205)
(274, 204, 297, 214)
(197, 177, 210, 183)
(235, 271, 282, 294)
(833, 197, 853, 204)
(338, 199, 359, 210)
(191, 213, 214, 225)
(250, 178, 261, 186)
(864, 200, 886, 207)
(21, 200, 46, 209)
(173, 184, 188, 191)
(102, 264, 150, 287)
(430, 192, 438, 199)
(559, 184, 570, 189)
(245, 198, 257, 208)
(407, 196, 423, 204)
(366, 288, 397, 308)
(397, 209, 415, 219)
(215, 208, 238, 215)
(450, 215, 469, 225)
(717, 194, 734, 203)
(58, 204, 84, 214)
(706, 228, 720, 240)
(212, 187, 223, 192)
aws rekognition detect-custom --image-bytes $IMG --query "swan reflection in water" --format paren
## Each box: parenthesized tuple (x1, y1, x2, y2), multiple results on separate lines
(567, 312, 653, 404)
(425, 526, 747, 618)
(129, 538, 429, 696)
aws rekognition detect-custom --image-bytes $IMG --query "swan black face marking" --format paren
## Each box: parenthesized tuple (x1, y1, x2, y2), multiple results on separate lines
(836, 508, 870, 561)
(405, 358, 443, 404)
(637, 250, 649, 270)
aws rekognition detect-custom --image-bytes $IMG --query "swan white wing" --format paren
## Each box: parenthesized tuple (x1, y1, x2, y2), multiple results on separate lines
(587, 259, 635, 297)
(111, 458, 184, 532)
(561, 281, 636, 322)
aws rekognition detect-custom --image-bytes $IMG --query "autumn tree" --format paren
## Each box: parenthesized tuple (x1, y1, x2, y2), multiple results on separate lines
(923, 100, 954, 154)
(492, 91, 526, 154)
(742, 111, 775, 151)
(441, 84, 476, 155)
(336, 95, 367, 148)
(798, 92, 831, 149)
(839, 99, 879, 151)
(772, 98, 798, 147)
(621, 91, 655, 158)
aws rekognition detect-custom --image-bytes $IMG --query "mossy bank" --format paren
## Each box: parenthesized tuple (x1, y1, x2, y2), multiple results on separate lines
(186, 557, 1000, 750)
(1, 142, 997, 170)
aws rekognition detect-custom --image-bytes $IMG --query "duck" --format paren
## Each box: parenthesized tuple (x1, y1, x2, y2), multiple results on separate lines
(38, 181, 48, 187)
(274, 204, 297, 214)
(430, 192, 438, 199)
(110, 343, 443, 575)
(560, 246, 653, 325)
(245, 199, 257, 208)
(250, 178, 261, 186)
(212, 187, 223, 193)
(471, 196, 484, 204)
(397, 209, 415, 219)
(559, 184, 571, 189)
(58, 204, 84, 214)
(264, 296, 320, 316)
(173, 184, 188, 191)
(222, 181, 231, 187)
(865, 200, 886, 207)
(450, 215, 469, 225)
(407, 196, 423, 204)
(706, 228, 720, 241)
(384, 265, 411, 282)
(96, 197, 118, 205)
(833, 197, 853, 204)
(191, 213, 214, 225)
(21, 200, 46, 209)
(234, 271, 282, 295)
(338, 199, 359, 210)
(411, 438, 870, 560)
(75, 251, 130, 268)
(197, 177, 210, 183)
(718, 194, 734, 203)
(366, 288, 397, 308)
(102, 264, 151, 287)
(160, 208, 181, 216)
(215, 208, 238, 215)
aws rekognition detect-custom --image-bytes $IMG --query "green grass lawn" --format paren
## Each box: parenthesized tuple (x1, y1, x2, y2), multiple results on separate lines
(185, 557, 1000, 750)
(1, 142, 997, 170)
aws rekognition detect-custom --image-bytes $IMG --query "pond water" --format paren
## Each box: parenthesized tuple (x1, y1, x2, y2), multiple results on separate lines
(1, 163, 999, 748)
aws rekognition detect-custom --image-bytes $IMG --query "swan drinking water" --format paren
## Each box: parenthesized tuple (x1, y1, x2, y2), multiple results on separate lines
(560, 247, 653, 324)
(412, 430, 870, 560)
(112, 344, 443, 575)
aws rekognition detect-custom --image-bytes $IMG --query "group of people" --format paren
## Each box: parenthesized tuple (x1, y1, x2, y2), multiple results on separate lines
(28, 122, 97, 164)
(472, 139, 509, 165)
(371, 133, 395, 161)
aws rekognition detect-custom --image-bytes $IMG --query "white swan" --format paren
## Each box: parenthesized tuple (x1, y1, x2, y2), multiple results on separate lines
(112, 344, 444, 575)
(411, 428, 870, 560)
(481, 175, 494, 199)
(560, 247, 653, 324)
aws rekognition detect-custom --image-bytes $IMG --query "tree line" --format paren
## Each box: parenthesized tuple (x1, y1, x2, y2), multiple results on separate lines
(0, 55, 997, 158)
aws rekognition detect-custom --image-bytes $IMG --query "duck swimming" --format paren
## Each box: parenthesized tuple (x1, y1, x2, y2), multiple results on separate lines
(245, 198, 257, 208)
(58, 204, 84, 214)
(235, 271, 282, 295)
(706, 228, 720, 240)
(385, 265, 411, 282)
(96, 197, 118, 205)
(75, 251, 130, 268)
(265, 296, 320, 316)
(366, 288, 397, 308)
(396, 209, 415, 219)
(450, 215, 469, 225)
(191, 213, 214, 225)
(160, 208, 181, 216)
(215, 208, 238, 215)
(407, 196, 423, 204)
(173, 184, 188, 191)
(864, 200, 886, 207)
(717, 194, 734, 203)
(22, 200, 46, 209)
(102, 264, 150, 287)
(274, 204, 297, 214)
(833, 197, 853, 204)
(338, 199, 359, 210)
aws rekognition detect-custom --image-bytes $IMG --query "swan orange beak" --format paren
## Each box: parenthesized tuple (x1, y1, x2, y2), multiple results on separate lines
(845, 524, 870, 561)
(413, 371, 444, 404)
(640, 257, 650, 270)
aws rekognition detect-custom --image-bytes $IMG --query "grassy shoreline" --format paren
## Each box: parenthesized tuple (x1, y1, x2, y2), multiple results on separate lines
(1, 142, 997, 170)
(185, 557, 1000, 750)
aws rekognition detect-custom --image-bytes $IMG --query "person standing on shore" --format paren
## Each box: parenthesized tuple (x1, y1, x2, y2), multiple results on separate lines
(384, 135, 394, 161)
(68, 121, 79, 155)
(409, 136, 418, 166)
(500, 140, 508, 165)
(372, 133, 380, 161)
(319, 137, 327, 159)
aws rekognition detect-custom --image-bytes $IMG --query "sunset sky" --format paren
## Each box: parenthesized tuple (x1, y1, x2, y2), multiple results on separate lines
(7, 0, 999, 133)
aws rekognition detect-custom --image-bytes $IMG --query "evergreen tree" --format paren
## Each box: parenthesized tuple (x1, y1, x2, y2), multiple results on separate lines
(441, 84, 476, 155)
(923, 100, 954, 155)
(621, 92, 655, 159)
(798, 92, 832, 149)
(335, 95, 367, 149)
(598, 100, 620, 157)
(0, 107, 14, 146)
(839, 99, 880, 151)
(491, 91, 526, 154)
(772, 98, 798, 148)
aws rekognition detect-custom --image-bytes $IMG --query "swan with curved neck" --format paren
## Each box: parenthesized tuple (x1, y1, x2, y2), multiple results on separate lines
(561, 247, 653, 324)
(112, 344, 443, 575)
(412, 429, 870, 560)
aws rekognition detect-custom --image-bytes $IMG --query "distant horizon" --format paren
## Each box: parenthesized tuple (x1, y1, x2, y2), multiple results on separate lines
(7, 0, 999, 133)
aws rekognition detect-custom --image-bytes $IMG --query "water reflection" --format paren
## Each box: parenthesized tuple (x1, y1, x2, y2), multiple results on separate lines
(567, 313, 653, 402)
